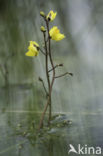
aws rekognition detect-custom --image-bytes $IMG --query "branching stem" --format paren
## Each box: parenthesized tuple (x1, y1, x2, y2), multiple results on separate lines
(55, 72, 73, 79)
(39, 77, 48, 96)
(48, 64, 63, 73)
(46, 20, 56, 123)
(38, 15, 73, 131)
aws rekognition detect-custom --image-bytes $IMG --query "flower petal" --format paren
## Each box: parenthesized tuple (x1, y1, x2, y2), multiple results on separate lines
(47, 10, 57, 21)
(25, 41, 39, 57)
(49, 26, 65, 41)
(25, 51, 37, 57)
(29, 41, 39, 47)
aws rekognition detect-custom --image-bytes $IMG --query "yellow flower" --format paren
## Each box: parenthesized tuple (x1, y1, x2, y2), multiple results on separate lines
(46, 10, 57, 21)
(25, 41, 39, 57)
(49, 26, 65, 41)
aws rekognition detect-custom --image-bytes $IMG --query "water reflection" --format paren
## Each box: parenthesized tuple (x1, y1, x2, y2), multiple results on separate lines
(0, 86, 103, 155)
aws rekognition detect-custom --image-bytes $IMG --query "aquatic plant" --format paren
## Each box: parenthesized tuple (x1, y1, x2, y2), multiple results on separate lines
(25, 10, 73, 130)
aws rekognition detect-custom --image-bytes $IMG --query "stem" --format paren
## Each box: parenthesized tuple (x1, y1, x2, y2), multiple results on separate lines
(38, 30, 51, 128)
(38, 69, 54, 130)
(48, 64, 58, 73)
(38, 16, 73, 131)
(39, 77, 48, 96)
(48, 64, 63, 73)
(38, 20, 54, 130)
(38, 30, 51, 130)
(46, 20, 55, 123)
(55, 72, 73, 79)
(38, 95, 50, 130)
(43, 31, 51, 91)
(41, 80, 48, 96)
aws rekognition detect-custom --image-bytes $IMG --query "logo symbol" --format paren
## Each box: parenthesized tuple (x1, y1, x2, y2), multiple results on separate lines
(68, 144, 102, 155)
(68, 144, 77, 154)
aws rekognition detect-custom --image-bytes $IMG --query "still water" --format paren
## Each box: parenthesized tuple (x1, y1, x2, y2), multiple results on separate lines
(0, 54, 103, 156)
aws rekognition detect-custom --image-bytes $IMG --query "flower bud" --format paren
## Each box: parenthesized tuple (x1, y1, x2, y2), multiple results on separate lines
(40, 11, 45, 17)
(69, 73, 73, 76)
(59, 63, 63, 66)
(40, 26, 46, 32)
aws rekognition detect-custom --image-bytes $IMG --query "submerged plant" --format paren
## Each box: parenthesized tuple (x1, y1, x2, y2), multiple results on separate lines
(25, 10, 73, 131)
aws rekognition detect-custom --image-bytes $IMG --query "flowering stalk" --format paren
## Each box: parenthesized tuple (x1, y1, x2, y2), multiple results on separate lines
(46, 20, 55, 123)
(43, 29, 51, 123)
(25, 10, 73, 131)
(38, 11, 66, 130)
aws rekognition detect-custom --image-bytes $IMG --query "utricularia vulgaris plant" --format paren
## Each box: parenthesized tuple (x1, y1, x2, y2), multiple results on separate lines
(25, 10, 73, 130)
